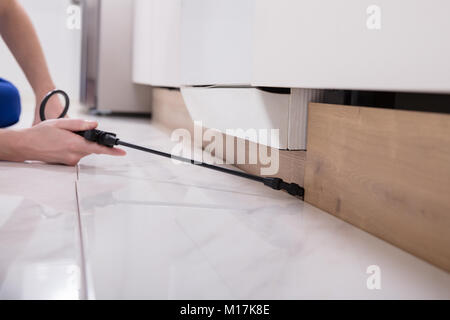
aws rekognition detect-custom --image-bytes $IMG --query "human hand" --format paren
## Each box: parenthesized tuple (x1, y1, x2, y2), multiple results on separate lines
(17, 119, 126, 165)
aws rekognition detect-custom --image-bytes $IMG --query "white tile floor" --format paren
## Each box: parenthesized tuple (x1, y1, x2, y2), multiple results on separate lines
(1, 103, 450, 299)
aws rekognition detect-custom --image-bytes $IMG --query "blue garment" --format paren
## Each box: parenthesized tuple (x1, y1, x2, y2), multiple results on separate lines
(0, 78, 21, 128)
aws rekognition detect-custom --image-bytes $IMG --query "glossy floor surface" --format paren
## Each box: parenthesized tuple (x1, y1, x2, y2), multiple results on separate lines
(1, 104, 450, 299)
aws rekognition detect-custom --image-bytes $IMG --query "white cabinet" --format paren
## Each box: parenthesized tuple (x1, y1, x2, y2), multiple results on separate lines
(132, 0, 181, 87)
(133, 0, 254, 86)
(133, 0, 450, 92)
(182, 87, 289, 148)
(182, 87, 324, 150)
(132, 0, 331, 149)
(180, 0, 254, 86)
(253, 0, 450, 93)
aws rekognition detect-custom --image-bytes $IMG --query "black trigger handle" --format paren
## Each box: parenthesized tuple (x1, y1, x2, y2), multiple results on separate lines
(75, 129, 119, 148)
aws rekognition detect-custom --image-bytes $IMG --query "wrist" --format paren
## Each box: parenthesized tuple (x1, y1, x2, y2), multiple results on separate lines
(34, 85, 56, 104)
(0, 129, 28, 162)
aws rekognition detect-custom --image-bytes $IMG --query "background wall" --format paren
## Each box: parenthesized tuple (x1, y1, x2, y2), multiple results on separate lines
(0, 0, 81, 104)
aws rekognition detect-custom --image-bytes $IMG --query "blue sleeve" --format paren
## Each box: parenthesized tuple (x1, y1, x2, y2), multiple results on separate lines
(0, 78, 21, 128)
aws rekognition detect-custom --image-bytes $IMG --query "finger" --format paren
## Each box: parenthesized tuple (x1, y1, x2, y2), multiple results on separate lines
(86, 142, 127, 156)
(51, 118, 98, 132)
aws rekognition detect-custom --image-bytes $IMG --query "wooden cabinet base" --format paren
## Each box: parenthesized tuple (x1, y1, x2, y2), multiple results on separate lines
(151, 87, 307, 186)
(305, 103, 450, 272)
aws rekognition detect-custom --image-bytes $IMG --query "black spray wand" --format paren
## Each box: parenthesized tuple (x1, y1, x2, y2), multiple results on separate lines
(39, 89, 303, 198)
(77, 129, 305, 198)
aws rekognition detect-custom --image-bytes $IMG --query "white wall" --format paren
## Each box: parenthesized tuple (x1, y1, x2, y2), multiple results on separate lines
(0, 0, 81, 102)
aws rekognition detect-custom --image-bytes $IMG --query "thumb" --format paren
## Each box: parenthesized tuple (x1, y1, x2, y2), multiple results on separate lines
(51, 119, 98, 132)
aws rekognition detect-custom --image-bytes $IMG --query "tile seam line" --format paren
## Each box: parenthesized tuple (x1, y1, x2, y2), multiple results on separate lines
(74, 166, 90, 300)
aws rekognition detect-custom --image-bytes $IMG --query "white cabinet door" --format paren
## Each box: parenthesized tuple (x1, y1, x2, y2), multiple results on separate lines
(133, 0, 181, 87)
(180, 0, 254, 86)
(181, 87, 325, 150)
(253, 0, 450, 93)
(182, 87, 290, 148)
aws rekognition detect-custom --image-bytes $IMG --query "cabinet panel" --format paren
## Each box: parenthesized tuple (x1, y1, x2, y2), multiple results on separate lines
(253, 0, 450, 93)
(180, 0, 253, 86)
(133, 0, 181, 87)
(181, 87, 290, 149)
